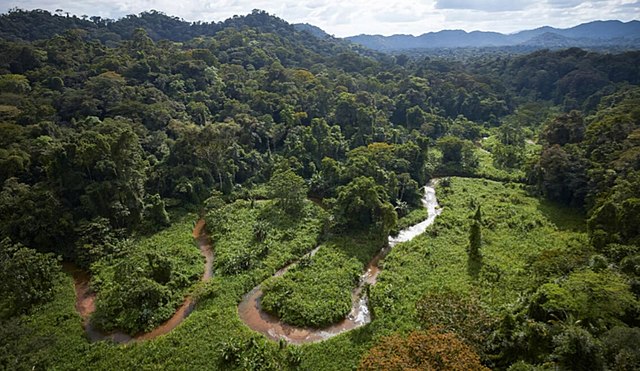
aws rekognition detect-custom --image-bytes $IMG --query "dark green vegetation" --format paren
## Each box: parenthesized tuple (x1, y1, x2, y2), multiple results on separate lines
(0, 7, 639, 370)
(0, 238, 60, 318)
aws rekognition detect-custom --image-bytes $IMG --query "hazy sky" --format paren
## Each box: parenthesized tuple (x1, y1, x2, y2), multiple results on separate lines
(3, 0, 639, 36)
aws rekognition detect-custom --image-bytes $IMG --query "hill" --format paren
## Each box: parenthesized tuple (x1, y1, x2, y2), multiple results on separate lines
(347, 20, 640, 51)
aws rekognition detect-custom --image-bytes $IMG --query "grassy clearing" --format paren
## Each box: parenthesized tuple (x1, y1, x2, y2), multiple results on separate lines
(474, 135, 541, 183)
(474, 145, 526, 182)
(427, 142, 528, 182)
(369, 177, 587, 330)
(209, 199, 327, 277)
(474, 146, 525, 182)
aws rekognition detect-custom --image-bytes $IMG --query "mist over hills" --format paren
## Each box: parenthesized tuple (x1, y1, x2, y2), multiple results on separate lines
(346, 20, 640, 51)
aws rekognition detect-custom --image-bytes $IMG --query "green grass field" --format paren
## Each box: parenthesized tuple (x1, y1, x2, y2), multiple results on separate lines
(300, 177, 587, 369)
(370, 177, 586, 329)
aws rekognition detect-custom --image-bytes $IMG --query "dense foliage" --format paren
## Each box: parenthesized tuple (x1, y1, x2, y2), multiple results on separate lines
(365, 177, 639, 370)
(358, 329, 489, 370)
(0, 7, 639, 371)
(261, 246, 362, 327)
(90, 216, 202, 334)
(0, 238, 60, 317)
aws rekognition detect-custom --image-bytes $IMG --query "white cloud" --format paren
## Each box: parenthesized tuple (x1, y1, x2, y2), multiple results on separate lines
(546, 0, 585, 8)
(3, 0, 638, 37)
(435, 0, 534, 12)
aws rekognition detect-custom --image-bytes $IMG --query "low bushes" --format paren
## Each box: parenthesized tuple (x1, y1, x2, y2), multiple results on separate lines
(261, 247, 361, 328)
(91, 216, 202, 334)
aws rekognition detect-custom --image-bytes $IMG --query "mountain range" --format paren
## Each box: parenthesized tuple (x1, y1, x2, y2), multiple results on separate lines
(344, 20, 640, 51)
(1, 9, 638, 53)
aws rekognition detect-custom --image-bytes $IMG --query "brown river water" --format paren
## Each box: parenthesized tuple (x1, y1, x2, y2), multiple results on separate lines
(237, 180, 441, 344)
(66, 219, 213, 343)
(69, 181, 439, 344)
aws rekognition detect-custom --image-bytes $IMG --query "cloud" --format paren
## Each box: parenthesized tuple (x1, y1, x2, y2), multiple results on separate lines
(3, 0, 638, 37)
(375, 12, 424, 23)
(435, 0, 535, 12)
(546, 0, 585, 7)
(373, 3, 428, 23)
(305, 0, 325, 9)
(619, 0, 640, 9)
(545, 0, 609, 8)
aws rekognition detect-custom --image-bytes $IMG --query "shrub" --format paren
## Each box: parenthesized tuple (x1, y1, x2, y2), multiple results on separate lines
(0, 239, 60, 317)
(261, 247, 361, 328)
(533, 270, 637, 328)
(358, 329, 489, 370)
(552, 325, 604, 371)
(90, 217, 202, 334)
(416, 290, 496, 357)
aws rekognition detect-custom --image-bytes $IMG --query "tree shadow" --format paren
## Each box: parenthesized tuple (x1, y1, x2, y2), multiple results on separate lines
(329, 232, 386, 266)
(467, 253, 483, 280)
(537, 199, 586, 232)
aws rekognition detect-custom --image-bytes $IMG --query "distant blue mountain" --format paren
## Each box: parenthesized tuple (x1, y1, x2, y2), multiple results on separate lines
(346, 20, 640, 51)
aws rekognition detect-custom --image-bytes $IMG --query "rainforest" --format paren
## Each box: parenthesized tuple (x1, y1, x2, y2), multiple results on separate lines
(1, 8, 639, 371)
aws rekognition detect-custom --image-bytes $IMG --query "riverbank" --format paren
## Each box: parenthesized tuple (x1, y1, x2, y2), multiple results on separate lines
(238, 180, 441, 343)
(65, 217, 213, 343)
(3, 178, 588, 369)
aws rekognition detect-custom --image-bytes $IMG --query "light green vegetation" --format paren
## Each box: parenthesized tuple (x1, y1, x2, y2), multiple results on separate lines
(0, 272, 86, 369)
(474, 145, 526, 181)
(473, 135, 528, 182)
(297, 177, 589, 369)
(262, 235, 382, 328)
(392, 207, 429, 235)
(524, 138, 542, 156)
(369, 177, 587, 331)
(209, 199, 327, 277)
(0, 179, 590, 370)
(262, 247, 361, 328)
(91, 214, 203, 334)
(429, 140, 529, 183)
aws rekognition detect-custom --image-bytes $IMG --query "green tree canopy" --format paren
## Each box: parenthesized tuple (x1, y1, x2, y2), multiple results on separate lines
(267, 168, 308, 215)
(332, 176, 397, 237)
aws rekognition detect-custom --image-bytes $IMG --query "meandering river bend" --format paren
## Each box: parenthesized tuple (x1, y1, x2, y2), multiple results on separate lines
(237, 180, 441, 344)
(67, 219, 213, 343)
(69, 181, 440, 344)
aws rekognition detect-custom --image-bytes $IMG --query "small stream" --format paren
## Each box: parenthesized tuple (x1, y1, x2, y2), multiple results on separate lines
(237, 179, 441, 344)
(67, 219, 213, 343)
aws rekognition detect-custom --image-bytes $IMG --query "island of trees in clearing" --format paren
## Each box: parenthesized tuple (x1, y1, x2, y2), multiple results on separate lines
(1, 8, 639, 371)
